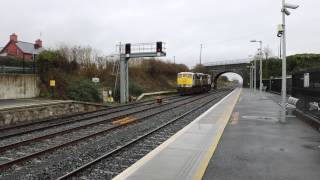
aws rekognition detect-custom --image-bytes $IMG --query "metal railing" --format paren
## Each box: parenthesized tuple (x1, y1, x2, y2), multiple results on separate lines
(204, 58, 251, 66)
(116, 42, 166, 54)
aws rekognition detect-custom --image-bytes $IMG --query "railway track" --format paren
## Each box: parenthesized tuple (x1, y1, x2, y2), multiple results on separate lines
(0, 94, 197, 149)
(0, 95, 190, 147)
(0, 94, 181, 140)
(57, 89, 231, 179)
(0, 90, 222, 170)
(0, 91, 230, 179)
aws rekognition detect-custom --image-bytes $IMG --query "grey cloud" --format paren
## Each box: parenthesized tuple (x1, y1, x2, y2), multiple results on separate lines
(1, 0, 318, 68)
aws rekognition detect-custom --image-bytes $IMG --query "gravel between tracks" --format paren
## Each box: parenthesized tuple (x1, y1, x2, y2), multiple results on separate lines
(0, 95, 181, 139)
(0, 96, 189, 147)
(0, 90, 231, 180)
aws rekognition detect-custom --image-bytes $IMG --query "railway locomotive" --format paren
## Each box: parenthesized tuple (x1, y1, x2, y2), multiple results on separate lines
(177, 72, 212, 95)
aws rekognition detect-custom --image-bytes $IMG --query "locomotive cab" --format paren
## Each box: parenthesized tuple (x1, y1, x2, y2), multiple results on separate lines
(177, 72, 194, 95)
(177, 72, 211, 95)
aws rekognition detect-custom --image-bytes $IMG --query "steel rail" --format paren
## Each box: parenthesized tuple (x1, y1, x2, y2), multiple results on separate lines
(0, 90, 226, 170)
(56, 89, 231, 179)
(0, 95, 182, 140)
(0, 94, 179, 133)
(0, 95, 195, 153)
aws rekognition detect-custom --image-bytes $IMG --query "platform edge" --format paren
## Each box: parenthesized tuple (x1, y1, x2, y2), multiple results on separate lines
(193, 88, 242, 180)
(113, 88, 241, 180)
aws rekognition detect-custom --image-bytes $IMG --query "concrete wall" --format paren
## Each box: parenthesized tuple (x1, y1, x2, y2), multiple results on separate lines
(0, 74, 40, 99)
(0, 102, 106, 127)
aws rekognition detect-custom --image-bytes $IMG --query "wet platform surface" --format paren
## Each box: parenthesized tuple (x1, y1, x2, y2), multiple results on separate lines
(203, 89, 320, 180)
(114, 88, 241, 180)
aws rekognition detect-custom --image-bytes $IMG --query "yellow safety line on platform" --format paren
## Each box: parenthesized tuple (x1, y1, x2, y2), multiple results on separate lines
(113, 88, 241, 180)
(193, 88, 242, 180)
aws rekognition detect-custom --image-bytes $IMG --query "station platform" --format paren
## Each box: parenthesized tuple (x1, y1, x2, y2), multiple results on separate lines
(114, 88, 242, 180)
(114, 88, 320, 180)
(203, 89, 320, 180)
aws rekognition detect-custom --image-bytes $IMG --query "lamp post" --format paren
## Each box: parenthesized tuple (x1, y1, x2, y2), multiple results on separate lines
(251, 63, 254, 89)
(250, 40, 263, 93)
(246, 64, 252, 89)
(249, 53, 257, 92)
(248, 55, 254, 90)
(249, 65, 253, 89)
(279, 0, 299, 123)
(199, 44, 203, 65)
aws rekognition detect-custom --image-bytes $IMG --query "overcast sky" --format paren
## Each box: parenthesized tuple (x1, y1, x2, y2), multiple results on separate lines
(1, 0, 318, 69)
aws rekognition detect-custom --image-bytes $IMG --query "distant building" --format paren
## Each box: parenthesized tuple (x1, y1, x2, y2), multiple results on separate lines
(0, 33, 44, 60)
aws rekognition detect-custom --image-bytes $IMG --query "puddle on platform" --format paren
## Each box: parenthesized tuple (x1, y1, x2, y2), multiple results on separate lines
(241, 115, 278, 122)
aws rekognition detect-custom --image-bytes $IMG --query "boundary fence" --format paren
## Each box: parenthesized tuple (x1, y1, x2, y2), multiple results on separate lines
(292, 70, 320, 119)
(262, 70, 320, 120)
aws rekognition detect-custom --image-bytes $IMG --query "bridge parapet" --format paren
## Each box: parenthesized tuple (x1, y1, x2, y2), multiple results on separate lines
(204, 60, 251, 88)
(204, 59, 250, 66)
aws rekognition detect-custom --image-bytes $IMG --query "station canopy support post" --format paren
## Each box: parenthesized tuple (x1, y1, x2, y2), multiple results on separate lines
(118, 42, 166, 103)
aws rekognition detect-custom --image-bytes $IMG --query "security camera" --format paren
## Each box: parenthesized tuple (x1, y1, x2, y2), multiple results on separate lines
(284, 3, 299, 9)
(282, 8, 291, 16)
(277, 24, 284, 37)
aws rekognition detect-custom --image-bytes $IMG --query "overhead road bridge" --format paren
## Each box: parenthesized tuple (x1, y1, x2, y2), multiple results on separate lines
(204, 59, 251, 89)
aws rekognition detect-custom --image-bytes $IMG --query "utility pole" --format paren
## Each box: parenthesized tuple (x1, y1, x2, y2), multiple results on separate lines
(173, 56, 176, 64)
(259, 41, 263, 93)
(199, 44, 203, 65)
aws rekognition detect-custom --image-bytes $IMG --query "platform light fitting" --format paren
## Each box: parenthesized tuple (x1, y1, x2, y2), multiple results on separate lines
(284, 3, 299, 9)
(282, 8, 291, 16)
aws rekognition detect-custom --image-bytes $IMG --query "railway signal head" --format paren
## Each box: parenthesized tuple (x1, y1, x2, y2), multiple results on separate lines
(156, 42, 163, 53)
(125, 43, 131, 54)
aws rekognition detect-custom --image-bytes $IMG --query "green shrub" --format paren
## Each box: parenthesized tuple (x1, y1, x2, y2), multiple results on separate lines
(39, 91, 51, 98)
(0, 56, 33, 67)
(66, 79, 102, 102)
(129, 81, 144, 96)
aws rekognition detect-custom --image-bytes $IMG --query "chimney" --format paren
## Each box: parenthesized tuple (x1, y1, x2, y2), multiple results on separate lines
(34, 39, 42, 49)
(10, 33, 17, 42)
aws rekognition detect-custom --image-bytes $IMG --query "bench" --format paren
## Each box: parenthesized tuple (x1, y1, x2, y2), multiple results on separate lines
(262, 86, 267, 91)
(286, 96, 299, 115)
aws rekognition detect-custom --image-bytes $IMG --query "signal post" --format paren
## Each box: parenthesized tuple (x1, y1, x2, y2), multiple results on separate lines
(119, 42, 166, 103)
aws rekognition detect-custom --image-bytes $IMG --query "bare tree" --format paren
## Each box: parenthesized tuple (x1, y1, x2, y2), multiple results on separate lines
(263, 46, 273, 78)
(263, 46, 273, 60)
(58, 44, 73, 62)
